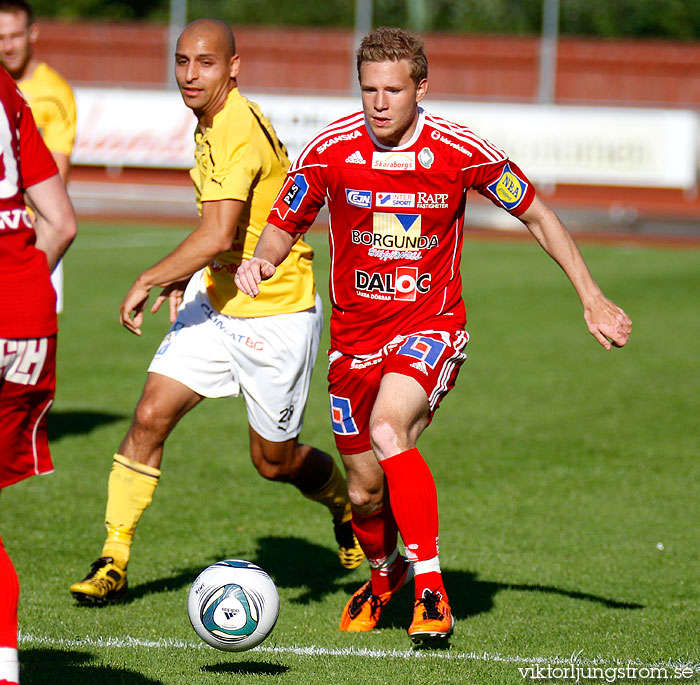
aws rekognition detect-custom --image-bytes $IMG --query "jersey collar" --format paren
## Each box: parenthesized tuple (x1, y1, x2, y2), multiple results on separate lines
(209, 86, 241, 127)
(365, 106, 425, 151)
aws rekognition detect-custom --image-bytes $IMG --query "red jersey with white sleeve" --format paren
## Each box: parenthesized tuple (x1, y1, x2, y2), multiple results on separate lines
(0, 67, 60, 339)
(267, 107, 535, 354)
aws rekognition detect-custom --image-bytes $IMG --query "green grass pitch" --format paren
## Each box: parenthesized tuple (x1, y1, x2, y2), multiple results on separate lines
(2, 223, 698, 684)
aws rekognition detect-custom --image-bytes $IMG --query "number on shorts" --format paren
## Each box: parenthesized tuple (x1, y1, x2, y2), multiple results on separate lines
(278, 404, 295, 429)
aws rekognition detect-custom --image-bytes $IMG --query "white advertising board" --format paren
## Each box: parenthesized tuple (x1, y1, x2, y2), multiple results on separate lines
(74, 88, 197, 168)
(73, 88, 698, 189)
(427, 101, 698, 189)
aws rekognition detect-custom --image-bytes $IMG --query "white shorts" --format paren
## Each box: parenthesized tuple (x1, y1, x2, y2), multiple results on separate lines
(148, 270, 323, 442)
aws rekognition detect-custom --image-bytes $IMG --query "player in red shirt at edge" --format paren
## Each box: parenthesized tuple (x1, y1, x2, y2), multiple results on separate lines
(0, 65, 76, 684)
(235, 27, 631, 643)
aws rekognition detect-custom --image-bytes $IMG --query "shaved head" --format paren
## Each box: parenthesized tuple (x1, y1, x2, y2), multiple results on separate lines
(175, 18, 240, 127)
(177, 18, 236, 59)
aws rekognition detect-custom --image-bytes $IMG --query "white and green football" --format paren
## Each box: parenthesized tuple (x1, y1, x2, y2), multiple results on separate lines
(187, 559, 280, 651)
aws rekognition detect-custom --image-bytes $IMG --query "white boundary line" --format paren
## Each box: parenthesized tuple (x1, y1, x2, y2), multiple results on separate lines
(17, 632, 700, 672)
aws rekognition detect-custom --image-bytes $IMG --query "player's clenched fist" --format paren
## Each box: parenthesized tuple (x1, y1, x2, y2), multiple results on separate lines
(235, 257, 277, 297)
(584, 299, 632, 350)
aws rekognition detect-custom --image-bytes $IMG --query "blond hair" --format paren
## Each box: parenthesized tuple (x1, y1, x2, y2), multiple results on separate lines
(356, 27, 428, 85)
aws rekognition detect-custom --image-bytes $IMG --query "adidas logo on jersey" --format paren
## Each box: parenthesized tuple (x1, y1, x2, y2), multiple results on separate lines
(410, 360, 429, 375)
(345, 151, 366, 164)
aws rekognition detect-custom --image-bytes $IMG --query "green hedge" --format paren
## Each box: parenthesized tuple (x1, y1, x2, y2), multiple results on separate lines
(33, 0, 700, 40)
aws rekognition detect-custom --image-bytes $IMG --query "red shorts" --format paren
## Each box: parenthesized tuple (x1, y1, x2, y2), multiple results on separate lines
(0, 336, 56, 489)
(327, 328, 469, 455)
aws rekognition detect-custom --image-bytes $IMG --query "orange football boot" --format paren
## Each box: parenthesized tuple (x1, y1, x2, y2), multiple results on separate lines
(339, 557, 413, 632)
(407, 589, 454, 643)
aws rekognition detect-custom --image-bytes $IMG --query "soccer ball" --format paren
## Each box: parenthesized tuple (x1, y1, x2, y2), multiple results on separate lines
(187, 559, 280, 652)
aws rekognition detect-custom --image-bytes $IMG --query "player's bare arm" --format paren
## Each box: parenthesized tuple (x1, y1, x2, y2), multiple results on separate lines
(234, 223, 298, 298)
(120, 198, 244, 335)
(26, 173, 77, 270)
(518, 195, 631, 350)
(51, 151, 71, 184)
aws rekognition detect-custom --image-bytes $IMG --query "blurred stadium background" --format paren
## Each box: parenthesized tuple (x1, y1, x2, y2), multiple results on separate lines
(30, 0, 700, 241)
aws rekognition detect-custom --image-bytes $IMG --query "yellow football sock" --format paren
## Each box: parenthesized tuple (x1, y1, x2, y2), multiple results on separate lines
(302, 458, 352, 523)
(101, 453, 160, 569)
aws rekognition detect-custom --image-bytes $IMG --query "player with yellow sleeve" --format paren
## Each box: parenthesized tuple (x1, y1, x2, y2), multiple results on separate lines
(17, 60, 76, 171)
(69, 19, 363, 606)
(192, 88, 315, 317)
(0, 0, 77, 314)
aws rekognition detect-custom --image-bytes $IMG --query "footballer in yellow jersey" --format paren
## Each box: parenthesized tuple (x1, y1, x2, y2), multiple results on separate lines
(18, 60, 76, 163)
(193, 87, 315, 317)
(69, 19, 363, 607)
(0, 1, 75, 180)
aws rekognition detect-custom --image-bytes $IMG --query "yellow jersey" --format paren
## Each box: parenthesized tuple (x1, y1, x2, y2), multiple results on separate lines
(192, 87, 316, 317)
(18, 61, 76, 157)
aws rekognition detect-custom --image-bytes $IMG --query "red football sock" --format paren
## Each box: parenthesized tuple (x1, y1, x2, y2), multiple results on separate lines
(379, 448, 446, 600)
(0, 537, 18, 650)
(351, 507, 403, 595)
(0, 536, 20, 685)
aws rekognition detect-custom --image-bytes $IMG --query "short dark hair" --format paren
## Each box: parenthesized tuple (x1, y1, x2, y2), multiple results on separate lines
(356, 27, 428, 85)
(0, 0, 34, 24)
